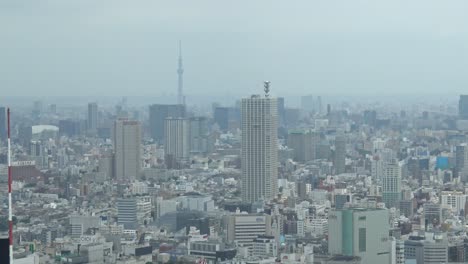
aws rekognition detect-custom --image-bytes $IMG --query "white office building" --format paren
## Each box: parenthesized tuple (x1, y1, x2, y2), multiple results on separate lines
(441, 191, 467, 215)
(225, 213, 272, 248)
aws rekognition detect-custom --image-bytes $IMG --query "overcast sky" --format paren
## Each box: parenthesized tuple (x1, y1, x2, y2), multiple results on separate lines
(2, 0, 468, 97)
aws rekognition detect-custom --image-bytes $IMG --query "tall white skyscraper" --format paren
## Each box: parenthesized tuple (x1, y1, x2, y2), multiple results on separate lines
(382, 159, 401, 208)
(241, 92, 278, 202)
(164, 117, 189, 164)
(114, 119, 141, 181)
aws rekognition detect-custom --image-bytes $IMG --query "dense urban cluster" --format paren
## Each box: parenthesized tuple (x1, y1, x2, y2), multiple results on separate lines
(1, 93, 468, 264)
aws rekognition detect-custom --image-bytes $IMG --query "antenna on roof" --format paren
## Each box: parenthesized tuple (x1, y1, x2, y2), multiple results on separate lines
(264, 81, 270, 98)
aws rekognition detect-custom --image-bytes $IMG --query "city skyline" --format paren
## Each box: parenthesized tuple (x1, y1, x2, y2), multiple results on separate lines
(3, 2, 468, 263)
(3, 1, 468, 97)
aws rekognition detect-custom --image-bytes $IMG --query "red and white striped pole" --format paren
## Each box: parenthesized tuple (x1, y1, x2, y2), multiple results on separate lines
(7, 108, 13, 263)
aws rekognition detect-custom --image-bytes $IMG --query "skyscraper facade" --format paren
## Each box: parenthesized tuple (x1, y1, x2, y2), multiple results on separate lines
(382, 160, 401, 208)
(459, 95, 468, 119)
(164, 117, 190, 164)
(455, 143, 468, 181)
(149, 104, 185, 143)
(334, 134, 346, 175)
(114, 119, 141, 181)
(87, 102, 98, 132)
(241, 95, 278, 202)
(371, 148, 396, 181)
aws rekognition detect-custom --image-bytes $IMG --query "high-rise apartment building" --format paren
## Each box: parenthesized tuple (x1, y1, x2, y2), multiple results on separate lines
(371, 148, 396, 181)
(241, 94, 278, 202)
(334, 134, 346, 175)
(382, 160, 401, 209)
(29, 140, 48, 169)
(87, 102, 98, 132)
(114, 119, 141, 181)
(455, 143, 468, 180)
(164, 117, 190, 165)
(149, 104, 185, 143)
(328, 208, 390, 264)
(459, 95, 468, 119)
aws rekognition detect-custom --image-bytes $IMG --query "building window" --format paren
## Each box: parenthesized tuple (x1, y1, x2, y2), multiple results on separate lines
(359, 228, 366, 252)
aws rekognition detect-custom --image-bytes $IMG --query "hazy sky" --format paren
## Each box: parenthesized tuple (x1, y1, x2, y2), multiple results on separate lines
(2, 0, 468, 97)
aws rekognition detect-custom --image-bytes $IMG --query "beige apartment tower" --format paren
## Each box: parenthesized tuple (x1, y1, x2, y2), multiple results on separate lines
(114, 119, 141, 181)
(241, 94, 278, 202)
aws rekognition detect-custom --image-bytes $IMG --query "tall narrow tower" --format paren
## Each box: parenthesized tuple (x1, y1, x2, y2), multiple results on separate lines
(87, 102, 98, 132)
(177, 41, 184, 105)
(113, 119, 141, 181)
(241, 82, 278, 202)
(382, 159, 401, 208)
(334, 134, 346, 174)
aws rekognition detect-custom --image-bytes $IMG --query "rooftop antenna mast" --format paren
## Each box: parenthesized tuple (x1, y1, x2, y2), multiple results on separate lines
(264, 81, 271, 98)
(8, 108, 13, 263)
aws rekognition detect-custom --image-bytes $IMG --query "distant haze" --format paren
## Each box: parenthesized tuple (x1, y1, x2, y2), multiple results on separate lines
(2, 0, 468, 97)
